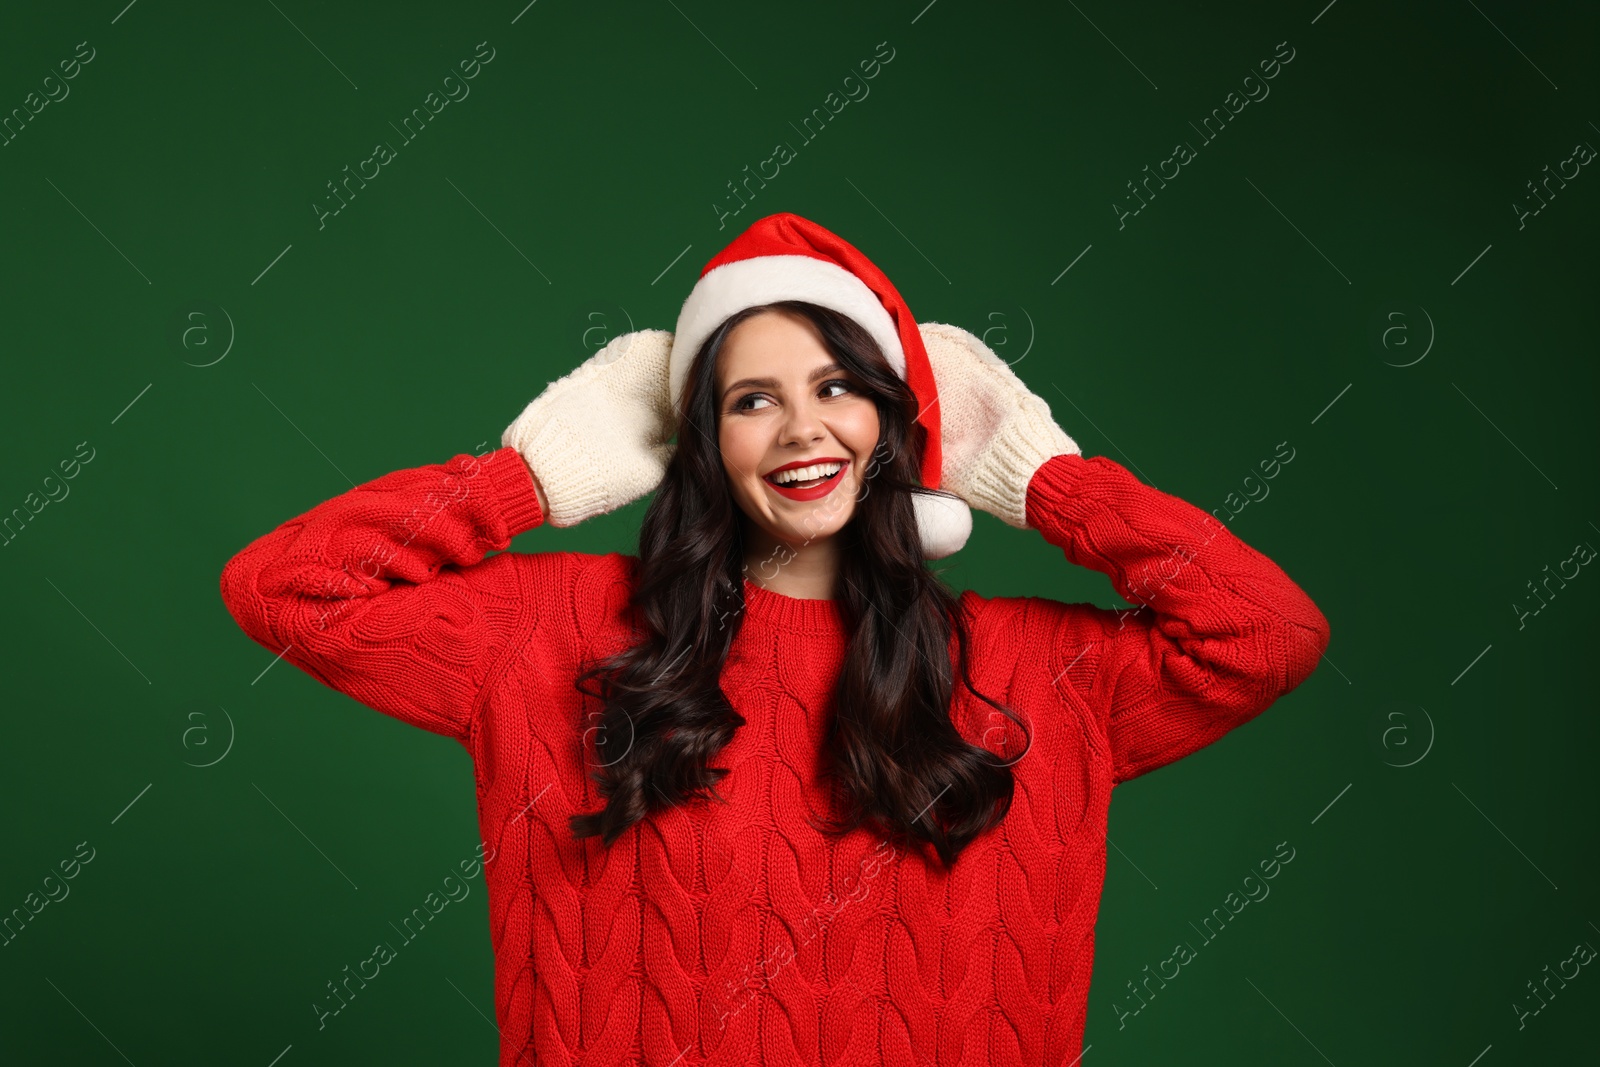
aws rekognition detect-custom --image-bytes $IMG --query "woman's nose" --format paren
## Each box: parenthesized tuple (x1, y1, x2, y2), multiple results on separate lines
(778, 398, 825, 446)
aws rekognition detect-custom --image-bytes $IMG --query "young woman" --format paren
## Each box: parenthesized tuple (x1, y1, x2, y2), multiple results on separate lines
(221, 213, 1330, 1066)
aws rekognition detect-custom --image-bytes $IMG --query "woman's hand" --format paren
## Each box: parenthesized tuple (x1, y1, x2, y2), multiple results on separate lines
(501, 330, 676, 527)
(919, 322, 1080, 529)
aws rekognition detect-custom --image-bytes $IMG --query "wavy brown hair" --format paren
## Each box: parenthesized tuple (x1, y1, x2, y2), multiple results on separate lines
(568, 301, 1029, 867)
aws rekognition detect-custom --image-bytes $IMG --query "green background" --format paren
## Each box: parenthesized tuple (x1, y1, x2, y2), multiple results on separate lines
(2, 0, 1595, 1063)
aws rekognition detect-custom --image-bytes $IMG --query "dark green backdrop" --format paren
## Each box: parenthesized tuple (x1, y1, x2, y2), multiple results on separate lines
(2, 1, 1595, 1063)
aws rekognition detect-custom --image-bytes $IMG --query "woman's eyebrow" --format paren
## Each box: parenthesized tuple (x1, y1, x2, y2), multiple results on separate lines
(721, 362, 845, 401)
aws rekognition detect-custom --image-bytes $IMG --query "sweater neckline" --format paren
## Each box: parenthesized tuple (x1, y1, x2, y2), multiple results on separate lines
(741, 576, 846, 634)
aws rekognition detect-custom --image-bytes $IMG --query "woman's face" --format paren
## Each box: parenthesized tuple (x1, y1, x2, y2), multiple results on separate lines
(715, 309, 881, 550)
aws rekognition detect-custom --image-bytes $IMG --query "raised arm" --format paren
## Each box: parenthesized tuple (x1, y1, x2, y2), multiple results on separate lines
(218, 446, 548, 745)
(917, 320, 1329, 784)
(1024, 452, 1330, 784)
(220, 328, 677, 746)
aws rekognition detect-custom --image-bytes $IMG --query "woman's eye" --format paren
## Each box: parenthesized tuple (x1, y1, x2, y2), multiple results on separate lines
(733, 380, 852, 412)
(734, 393, 771, 412)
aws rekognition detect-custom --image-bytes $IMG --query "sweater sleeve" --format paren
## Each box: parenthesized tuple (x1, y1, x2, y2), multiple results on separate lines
(219, 446, 547, 746)
(1020, 452, 1331, 785)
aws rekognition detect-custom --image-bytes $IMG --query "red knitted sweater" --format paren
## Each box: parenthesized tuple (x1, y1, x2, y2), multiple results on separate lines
(219, 445, 1329, 1066)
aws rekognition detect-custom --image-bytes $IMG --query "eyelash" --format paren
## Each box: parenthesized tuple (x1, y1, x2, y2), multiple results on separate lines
(731, 379, 854, 413)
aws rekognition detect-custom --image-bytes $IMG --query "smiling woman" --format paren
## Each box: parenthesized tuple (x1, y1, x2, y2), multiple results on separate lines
(220, 211, 1329, 1066)
(713, 304, 884, 598)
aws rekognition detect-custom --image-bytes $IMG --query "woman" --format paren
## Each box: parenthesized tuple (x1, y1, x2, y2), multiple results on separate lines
(220, 213, 1330, 1066)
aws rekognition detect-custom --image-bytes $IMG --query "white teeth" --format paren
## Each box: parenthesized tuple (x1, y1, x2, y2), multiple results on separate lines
(770, 461, 843, 485)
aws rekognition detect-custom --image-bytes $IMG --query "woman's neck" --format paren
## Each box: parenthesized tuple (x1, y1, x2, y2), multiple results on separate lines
(742, 521, 840, 600)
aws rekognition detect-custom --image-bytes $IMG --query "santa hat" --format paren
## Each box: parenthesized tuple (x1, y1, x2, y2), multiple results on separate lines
(669, 212, 972, 558)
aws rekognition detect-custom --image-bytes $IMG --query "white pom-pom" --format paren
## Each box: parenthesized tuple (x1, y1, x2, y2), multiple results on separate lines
(914, 491, 972, 559)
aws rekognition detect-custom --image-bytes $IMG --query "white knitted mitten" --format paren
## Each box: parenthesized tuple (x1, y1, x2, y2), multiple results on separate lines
(501, 329, 677, 527)
(919, 322, 1081, 529)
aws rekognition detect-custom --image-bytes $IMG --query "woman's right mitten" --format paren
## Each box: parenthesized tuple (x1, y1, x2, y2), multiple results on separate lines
(501, 329, 677, 527)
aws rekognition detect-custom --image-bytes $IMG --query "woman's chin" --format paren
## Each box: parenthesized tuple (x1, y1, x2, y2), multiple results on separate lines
(770, 520, 845, 549)
(742, 496, 857, 549)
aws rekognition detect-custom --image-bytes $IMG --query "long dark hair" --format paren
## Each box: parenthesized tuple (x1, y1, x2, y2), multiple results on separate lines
(568, 301, 1029, 868)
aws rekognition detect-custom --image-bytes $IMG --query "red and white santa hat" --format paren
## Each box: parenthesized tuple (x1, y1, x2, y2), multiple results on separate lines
(669, 212, 972, 559)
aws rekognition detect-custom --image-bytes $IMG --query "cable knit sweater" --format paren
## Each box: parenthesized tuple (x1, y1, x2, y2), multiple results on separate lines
(219, 445, 1329, 1067)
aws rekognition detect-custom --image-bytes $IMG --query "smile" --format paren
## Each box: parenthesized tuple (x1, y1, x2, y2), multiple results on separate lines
(763, 459, 849, 501)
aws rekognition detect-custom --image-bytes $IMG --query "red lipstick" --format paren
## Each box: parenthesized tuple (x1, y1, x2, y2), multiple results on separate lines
(762, 457, 849, 502)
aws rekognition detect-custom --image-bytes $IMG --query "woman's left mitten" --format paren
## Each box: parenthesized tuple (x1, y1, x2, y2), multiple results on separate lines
(919, 322, 1080, 529)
